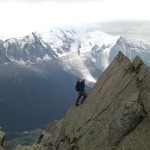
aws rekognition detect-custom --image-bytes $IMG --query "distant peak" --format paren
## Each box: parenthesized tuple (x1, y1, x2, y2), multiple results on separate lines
(116, 36, 129, 45)
(32, 32, 36, 36)
(31, 32, 38, 39)
(5, 38, 18, 43)
(119, 36, 126, 41)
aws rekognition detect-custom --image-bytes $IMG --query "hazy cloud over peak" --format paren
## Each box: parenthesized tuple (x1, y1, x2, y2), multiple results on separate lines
(97, 20, 150, 43)
(0, 0, 150, 40)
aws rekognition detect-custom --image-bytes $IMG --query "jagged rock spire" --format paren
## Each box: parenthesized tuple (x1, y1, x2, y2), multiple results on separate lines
(53, 51, 150, 150)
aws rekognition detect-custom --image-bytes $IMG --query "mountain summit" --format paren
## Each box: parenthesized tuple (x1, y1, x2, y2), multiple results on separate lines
(47, 51, 150, 150)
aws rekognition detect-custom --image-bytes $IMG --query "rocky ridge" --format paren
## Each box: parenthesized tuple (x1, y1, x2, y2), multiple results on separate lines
(10, 51, 150, 150)
(53, 51, 150, 150)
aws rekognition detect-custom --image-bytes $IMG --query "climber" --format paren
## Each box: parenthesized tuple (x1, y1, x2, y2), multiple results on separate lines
(75, 78, 87, 106)
(75, 78, 80, 92)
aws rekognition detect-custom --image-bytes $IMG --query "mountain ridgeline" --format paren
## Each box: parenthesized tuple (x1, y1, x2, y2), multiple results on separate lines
(13, 52, 150, 150)
(0, 28, 150, 138)
(52, 52, 150, 150)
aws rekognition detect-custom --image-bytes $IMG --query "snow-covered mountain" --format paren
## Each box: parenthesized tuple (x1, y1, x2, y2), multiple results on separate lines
(1, 28, 150, 85)
(1, 28, 150, 95)
(38, 29, 118, 83)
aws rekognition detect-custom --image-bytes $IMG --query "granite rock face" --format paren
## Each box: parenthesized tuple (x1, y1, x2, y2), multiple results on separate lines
(53, 51, 150, 150)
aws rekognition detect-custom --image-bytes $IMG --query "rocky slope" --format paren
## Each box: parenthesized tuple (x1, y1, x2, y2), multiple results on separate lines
(15, 51, 150, 150)
(53, 51, 150, 150)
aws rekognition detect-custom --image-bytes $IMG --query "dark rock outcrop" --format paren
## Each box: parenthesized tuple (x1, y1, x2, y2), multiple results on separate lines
(53, 51, 150, 150)
(0, 131, 5, 149)
(13, 121, 62, 150)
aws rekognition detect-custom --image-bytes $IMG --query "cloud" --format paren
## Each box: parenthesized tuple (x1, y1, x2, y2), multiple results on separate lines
(96, 20, 150, 43)
(97, 20, 150, 35)
(0, 0, 150, 41)
(0, 0, 108, 39)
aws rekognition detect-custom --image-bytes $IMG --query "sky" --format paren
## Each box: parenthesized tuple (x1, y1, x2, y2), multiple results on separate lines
(0, 0, 150, 40)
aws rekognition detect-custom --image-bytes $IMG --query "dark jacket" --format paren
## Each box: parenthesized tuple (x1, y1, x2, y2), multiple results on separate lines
(75, 81, 80, 91)
(79, 81, 85, 91)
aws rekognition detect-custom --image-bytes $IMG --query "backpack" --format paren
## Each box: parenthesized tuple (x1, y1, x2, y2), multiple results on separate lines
(75, 81, 80, 91)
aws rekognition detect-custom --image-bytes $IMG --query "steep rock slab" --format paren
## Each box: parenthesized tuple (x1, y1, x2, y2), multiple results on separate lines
(115, 56, 150, 150)
(54, 51, 150, 150)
